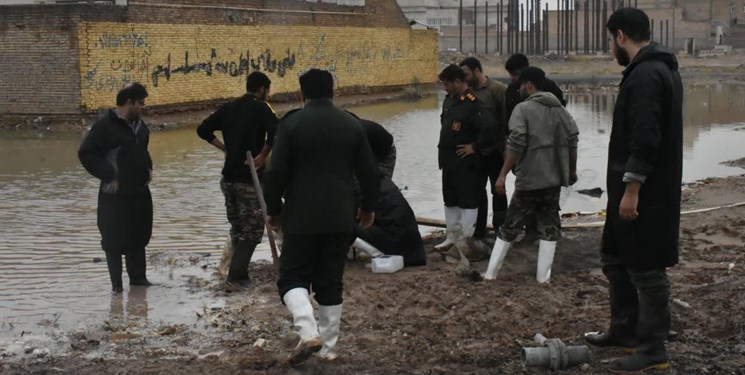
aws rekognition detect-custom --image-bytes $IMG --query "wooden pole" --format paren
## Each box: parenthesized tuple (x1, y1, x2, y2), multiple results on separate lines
(246, 151, 280, 271)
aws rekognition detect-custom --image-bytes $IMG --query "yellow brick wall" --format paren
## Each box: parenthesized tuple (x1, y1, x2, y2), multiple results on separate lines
(78, 22, 439, 110)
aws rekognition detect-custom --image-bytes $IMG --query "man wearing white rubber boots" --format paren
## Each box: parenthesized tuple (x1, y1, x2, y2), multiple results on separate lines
(264, 69, 379, 365)
(434, 65, 498, 257)
(484, 67, 579, 283)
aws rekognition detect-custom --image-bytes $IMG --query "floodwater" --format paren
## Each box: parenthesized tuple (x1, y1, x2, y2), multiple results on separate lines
(1, 83, 744, 336)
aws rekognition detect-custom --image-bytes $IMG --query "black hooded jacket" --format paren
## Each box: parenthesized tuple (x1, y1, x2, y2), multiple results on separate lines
(602, 42, 684, 270)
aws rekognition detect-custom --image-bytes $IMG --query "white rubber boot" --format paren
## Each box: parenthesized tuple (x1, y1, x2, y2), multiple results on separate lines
(434, 206, 461, 251)
(283, 288, 322, 365)
(318, 304, 343, 361)
(460, 208, 478, 238)
(352, 238, 385, 258)
(536, 240, 557, 284)
(482, 238, 512, 280)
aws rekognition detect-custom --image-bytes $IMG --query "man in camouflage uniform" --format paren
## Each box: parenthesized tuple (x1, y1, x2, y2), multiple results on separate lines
(197, 72, 278, 290)
(483, 67, 579, 283)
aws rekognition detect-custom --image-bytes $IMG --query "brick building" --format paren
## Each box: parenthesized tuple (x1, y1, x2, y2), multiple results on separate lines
(0, 0, 438, 115)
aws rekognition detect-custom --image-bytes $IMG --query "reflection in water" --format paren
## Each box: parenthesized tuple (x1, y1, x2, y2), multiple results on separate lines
(1, 84, 744, 333)
(108, 288, 148, 325)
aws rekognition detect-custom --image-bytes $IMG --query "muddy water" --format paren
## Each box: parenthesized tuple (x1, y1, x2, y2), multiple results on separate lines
(1, 83, 744, 336)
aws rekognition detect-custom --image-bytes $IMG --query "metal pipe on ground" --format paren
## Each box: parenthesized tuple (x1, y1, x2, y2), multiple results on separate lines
(522, 334, 591, 371)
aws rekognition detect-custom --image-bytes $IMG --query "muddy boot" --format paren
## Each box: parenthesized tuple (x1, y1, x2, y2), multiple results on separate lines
(615, 270, 671, 373)
(283, 288, 322, 366)
(586, 264, 638, 351)
(318, 304, 342, 361)
(434, 206, 461, 252)
(126, 248, 154, 286)
(226, 240, 257, 290)
(482, 238, 512, 280)
(105, 252, 124, 293)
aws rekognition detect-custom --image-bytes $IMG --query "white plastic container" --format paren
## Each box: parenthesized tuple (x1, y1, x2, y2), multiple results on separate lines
(371, 255, 404, 274)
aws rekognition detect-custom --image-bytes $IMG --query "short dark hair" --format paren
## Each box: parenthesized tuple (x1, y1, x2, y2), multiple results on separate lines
(505, 54, 530, 73)
(606, 8, 650, 42)
(116, 83, 148, 106)
(458, 57, 483, 73)
(438, 64, 466, 82)
(299, 69, 334, 99)
(246, 71, 271, 92)
(517, 67, 547, 89)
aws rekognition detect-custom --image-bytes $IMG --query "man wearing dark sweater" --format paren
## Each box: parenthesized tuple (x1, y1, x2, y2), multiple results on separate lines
(197, 72, 278, 290)
(504, 54, 567, 124)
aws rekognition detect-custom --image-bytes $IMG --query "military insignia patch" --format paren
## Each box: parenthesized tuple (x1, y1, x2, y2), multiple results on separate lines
(451, 121, 461, 131)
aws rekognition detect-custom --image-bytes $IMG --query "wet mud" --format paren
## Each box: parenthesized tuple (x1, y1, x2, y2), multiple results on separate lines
(3, 174, 744, 374)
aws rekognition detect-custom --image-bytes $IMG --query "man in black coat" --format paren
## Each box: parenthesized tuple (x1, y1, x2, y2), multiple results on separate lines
(584, 8, 683, 373)
(434, 65, 498, 259)
(78, 83, 154, 293)
(359, 119, 396, 178)
(263, 69, 379, 365)
(197, 71, 278, 290)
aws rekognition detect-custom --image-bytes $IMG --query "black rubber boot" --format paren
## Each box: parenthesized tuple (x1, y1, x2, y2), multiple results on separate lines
(614, 269, 671, 373)
(586, 263, 639, 351)
(105, 252, 124, 293)
(226, 240, 257, 289)
(126, 248, 154, 286)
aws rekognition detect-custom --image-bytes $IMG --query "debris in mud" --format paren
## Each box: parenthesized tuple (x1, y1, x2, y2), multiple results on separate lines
(37, 313, 62, 328)
(111, 333, 142, 341)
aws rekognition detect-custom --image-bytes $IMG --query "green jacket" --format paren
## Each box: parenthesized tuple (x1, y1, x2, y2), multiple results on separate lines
(507, 92, 579, 191)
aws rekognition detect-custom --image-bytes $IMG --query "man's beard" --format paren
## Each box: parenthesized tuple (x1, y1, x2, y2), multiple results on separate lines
(614, 40, 631, 66)
(519, 86, 529, 99)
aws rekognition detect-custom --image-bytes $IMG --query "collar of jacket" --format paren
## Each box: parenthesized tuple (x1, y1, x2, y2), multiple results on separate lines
(620, 42, 660, 85)
(476, 77, 493, 90)
(304, 98, 334, 107)
(108, 108, 143, 134)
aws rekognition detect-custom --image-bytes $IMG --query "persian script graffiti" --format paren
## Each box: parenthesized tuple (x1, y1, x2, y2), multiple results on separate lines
(151, 48, 297, 87)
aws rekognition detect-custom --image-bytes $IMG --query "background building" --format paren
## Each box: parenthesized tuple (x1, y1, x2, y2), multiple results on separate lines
(397, 0, 745, 54)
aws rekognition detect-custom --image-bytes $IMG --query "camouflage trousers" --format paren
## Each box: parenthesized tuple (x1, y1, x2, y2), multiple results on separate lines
(498, 186, 561, 242)
(220, 179, 264, 244)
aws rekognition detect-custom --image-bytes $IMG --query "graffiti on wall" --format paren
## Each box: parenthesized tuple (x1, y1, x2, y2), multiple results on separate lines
(79, 23, 438, 109)
(150, 48, 297, 87)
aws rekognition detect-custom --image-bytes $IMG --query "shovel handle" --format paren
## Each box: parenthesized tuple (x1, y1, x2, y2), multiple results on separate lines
(246, 151, 280, 272)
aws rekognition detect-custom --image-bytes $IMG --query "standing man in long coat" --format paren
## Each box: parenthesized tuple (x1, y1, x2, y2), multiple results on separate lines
(584, 8, 683, 373)
(79, 83, 154, 293)
(264, 69, 380, 365)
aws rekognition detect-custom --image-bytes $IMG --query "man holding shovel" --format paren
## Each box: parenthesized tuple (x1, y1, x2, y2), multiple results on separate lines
(197, 71, 278, 290)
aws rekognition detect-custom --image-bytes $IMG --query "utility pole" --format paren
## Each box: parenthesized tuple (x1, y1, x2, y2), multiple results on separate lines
(474, 0, 478, 54)
(460, 0, 464, 52)
(486, 2, 489, 54)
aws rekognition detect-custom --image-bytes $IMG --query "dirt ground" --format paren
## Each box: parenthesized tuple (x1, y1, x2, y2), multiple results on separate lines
(3, 166, 744, 374)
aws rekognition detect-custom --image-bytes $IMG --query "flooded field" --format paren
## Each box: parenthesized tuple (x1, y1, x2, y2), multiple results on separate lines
(1, 83, 744, 336)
